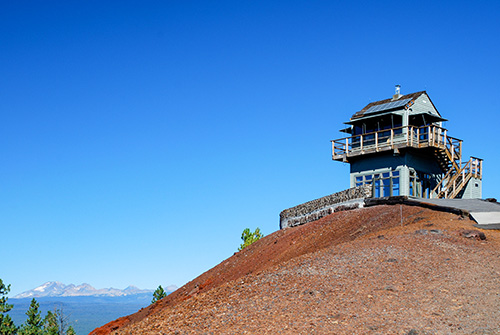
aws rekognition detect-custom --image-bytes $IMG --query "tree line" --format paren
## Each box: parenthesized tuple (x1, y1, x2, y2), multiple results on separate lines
(0, 279, 75, 335)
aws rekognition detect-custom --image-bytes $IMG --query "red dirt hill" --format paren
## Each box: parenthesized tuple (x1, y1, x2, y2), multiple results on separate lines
(90, 204, 500, 334)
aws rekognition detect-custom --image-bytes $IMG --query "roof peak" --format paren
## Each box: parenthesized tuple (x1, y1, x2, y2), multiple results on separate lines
(351, 91, 427, 120)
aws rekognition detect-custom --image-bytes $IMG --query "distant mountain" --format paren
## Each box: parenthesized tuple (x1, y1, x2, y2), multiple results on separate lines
(11, 284, 178, 335)
(9, 294, 155, 335)
(13, 282, 172, 298)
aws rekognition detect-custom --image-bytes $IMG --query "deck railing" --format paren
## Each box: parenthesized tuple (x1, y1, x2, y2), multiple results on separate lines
(331, 125, 462, 161)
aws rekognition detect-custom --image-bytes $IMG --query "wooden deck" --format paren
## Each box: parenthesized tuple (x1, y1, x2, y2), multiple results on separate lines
(331, 125, 461, 162)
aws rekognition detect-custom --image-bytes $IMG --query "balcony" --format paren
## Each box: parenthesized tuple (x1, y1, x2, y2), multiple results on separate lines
(331, 125, 462, 163)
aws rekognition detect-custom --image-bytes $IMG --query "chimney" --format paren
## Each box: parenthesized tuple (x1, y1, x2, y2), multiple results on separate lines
(392, 84, 402, 100)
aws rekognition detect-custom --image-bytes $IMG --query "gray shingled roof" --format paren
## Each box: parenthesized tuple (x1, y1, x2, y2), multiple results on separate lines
(351, 91, 426, 120)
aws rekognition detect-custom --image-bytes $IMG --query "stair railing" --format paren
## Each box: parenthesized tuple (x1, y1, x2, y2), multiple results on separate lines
(432, 157, 483, 199)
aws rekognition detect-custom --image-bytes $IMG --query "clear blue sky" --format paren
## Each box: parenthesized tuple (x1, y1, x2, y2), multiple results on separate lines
(1, 1, 499, 296)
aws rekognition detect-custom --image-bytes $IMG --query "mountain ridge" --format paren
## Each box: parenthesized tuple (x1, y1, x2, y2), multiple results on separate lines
(14, 282, 177, 298)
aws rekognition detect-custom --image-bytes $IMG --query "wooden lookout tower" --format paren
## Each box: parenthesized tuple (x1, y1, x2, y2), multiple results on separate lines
(332, 86, 482, 199)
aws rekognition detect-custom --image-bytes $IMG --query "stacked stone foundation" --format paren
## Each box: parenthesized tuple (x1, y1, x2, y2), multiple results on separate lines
(279, 185, 372, 229)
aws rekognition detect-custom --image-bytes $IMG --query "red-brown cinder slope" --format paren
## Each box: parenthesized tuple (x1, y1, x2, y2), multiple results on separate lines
(90, 205, 500, 334)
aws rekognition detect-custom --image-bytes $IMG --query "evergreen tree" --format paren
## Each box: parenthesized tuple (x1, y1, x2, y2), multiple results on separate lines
(43, 311, 59, 335)
(43, 308, 74, 335)
(238, 227, 263, 251)
(151, 285, 167, 304)
(18, 299, 43, 335)
(66, 326, 75, 335)
(0, 279, 17, 335)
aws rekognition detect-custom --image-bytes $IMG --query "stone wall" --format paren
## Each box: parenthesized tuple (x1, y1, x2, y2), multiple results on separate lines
(279, 185, 372, 229)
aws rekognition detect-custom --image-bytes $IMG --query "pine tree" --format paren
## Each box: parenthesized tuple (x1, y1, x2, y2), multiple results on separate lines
(18, 299, 43, 335)
(66, 326, 76, 335)
(151, 285, 167, 304)
(0, 279, 17, 335)
(238, 227, 263, 251)
(0, 314, 16, 335)
(43, 308, 75, 335)
(43, 311, 59, 335)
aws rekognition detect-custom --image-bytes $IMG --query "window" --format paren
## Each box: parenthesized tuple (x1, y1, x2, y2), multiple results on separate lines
(383, 178, 391, 197)
(355, 170, 400, 197)
(374, 178, 381, 197)
(393, 176, 400, 196)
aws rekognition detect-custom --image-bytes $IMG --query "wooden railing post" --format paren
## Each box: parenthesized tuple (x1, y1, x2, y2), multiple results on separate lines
(451, 144, 454, 166)
(459, 141, 462, 162)
(480, 159, 483, 178)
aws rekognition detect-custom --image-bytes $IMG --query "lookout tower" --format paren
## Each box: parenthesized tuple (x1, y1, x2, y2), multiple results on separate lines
(332, 87, 482, 199)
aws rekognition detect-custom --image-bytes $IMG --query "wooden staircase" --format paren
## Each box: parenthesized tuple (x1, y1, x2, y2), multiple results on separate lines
(431, 135, 482, 198)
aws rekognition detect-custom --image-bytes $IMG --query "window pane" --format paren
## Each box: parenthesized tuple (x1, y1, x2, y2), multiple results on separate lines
(383, 178, 391, 196)
(392, 177, 400, 196)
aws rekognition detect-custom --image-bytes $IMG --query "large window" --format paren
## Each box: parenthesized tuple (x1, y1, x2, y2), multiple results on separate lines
(355, 170, 399, 197)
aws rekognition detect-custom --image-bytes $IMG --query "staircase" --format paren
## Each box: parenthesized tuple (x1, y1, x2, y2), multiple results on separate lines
(432, 136, 482, 198)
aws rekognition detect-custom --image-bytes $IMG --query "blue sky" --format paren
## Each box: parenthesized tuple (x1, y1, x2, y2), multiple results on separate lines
(1, 1, 499, 296)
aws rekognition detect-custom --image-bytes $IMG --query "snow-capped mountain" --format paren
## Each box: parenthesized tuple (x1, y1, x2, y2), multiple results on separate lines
(13, 282, 160, 298)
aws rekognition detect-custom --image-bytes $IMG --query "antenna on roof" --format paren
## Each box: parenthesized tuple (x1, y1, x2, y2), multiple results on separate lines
(392, 84, 402, 101)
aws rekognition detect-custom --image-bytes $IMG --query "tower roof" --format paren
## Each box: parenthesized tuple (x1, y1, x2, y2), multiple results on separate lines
(351, 91, 429, 120)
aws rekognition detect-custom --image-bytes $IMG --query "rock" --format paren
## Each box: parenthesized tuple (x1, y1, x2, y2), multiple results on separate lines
(460, 229, 486, 240)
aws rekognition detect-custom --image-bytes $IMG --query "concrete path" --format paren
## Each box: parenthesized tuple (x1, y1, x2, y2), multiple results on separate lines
(412, 198, 500, 229)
